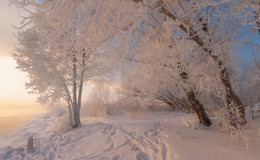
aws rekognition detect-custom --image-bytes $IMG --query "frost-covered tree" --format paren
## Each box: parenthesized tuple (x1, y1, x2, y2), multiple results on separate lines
(123, 0, 255, 127)
(237, 47, 260, 108)
(11, 0, 123, 128)
(120, 33, 213, 125)
(234, 0, 260, 34)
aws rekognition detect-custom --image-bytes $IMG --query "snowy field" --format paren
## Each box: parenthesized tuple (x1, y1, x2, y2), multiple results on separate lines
(0, 111, 260, 160)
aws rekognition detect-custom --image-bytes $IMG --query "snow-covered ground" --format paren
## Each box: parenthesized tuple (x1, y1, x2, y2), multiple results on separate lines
(0, 111, 259, 160)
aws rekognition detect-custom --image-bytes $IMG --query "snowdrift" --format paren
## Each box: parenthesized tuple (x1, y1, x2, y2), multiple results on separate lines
(0, 112, 260, 160)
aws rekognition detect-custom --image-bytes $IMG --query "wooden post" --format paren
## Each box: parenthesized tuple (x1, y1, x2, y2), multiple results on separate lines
(27, 136, 33, 152)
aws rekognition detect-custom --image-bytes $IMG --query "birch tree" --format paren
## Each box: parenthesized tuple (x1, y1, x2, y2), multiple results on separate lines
(11, 0, 122, 128)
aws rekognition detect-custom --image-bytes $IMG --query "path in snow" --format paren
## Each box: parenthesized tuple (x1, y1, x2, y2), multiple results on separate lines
(0, 112, 259, 160)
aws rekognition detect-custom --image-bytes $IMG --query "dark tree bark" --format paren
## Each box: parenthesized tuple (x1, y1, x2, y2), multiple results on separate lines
(127, 55, 211, 125)
(187, 91, 212, 126)
(212, 56, 246, 125)
(252, 2, 260, 35)
(177, 61, 212, 126)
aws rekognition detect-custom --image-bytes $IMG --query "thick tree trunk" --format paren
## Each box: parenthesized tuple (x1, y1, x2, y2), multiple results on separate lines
(177, 61, 212, 126)
(187, 91, 212, 126)
(213, 56, 246, 125)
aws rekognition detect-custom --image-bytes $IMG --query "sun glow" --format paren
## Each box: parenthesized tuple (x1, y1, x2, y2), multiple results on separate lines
(0, 58, 31, 103)
(0, 58, 46, 117)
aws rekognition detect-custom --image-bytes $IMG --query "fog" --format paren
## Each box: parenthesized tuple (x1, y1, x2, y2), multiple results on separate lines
(0, 104, 46, 136)
(0, 116, 36, 136)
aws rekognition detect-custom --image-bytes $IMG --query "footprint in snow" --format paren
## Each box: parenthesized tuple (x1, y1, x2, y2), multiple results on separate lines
(112, 154, 121, 160)
(103, 143, 114, 152)
(136, 151, 150, 160)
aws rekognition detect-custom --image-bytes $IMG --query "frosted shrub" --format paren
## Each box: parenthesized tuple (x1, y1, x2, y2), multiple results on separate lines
(47, 103, 67, 117)
(55, 115, 73, 132)
(230, 126, 249, 149)
(47, 103, 73, 131)
(82, 102, 107, 117)
(81, 83, 113, 117)
(219, 108, 249, 149)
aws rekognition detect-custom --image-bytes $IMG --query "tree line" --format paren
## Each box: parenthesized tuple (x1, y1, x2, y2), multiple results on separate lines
(10, 0, 260, 130)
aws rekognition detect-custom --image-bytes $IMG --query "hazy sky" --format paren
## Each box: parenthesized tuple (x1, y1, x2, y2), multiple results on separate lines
(0, 0, 46, 116)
